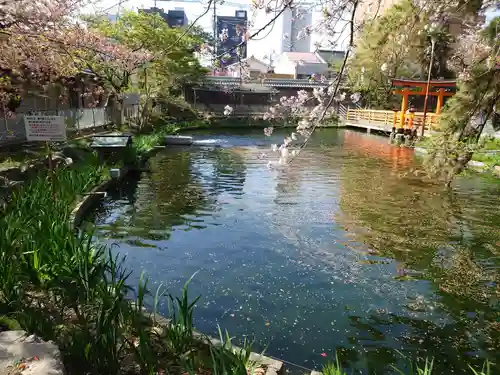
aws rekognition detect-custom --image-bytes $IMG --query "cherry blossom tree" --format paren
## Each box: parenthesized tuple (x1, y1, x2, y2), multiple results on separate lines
(0, 0, 152, 127)
(0, 0, 85, 115)
(61, 23, 152, 125)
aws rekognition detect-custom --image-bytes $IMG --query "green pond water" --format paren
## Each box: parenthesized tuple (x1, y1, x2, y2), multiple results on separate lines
(86, 128, 500, 374)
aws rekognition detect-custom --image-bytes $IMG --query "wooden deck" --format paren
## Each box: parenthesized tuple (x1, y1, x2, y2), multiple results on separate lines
(343, 108, 439, 134)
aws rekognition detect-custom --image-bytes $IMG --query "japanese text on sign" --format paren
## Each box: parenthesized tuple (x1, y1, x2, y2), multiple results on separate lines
(24, 116, 67, 142)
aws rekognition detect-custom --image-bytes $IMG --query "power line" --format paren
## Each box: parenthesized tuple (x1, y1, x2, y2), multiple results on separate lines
(97, 0, 130, 15)
(212, 0, 217, 71)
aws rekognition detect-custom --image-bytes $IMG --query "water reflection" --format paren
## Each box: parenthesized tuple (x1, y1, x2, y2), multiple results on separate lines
(342, 131, 415, 171)
(336, 130, 500, 373)
(87, 129, 500, 374)
(193, 147, 247, 198)
(92, 147, 247, 242)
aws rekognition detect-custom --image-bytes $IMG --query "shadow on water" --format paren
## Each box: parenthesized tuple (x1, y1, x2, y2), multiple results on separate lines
(87, 146, 247, 244)
(85, 128, 500, 374)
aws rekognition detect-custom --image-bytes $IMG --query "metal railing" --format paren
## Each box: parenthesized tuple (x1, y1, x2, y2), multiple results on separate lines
(193, 103, 268, 116)
(0, 105, 142, 146)
(345, 108, 440, 131)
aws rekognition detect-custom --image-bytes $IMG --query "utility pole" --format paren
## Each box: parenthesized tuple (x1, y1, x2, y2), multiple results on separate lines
(421, 37, 436, 137)
(212, 0, 217, 74)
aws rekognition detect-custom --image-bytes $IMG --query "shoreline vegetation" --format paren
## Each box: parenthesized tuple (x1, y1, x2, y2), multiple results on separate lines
(416, 135, 500, 178)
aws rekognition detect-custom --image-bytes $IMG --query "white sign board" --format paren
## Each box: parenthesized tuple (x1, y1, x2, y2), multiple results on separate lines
(24, 115, 67, 142)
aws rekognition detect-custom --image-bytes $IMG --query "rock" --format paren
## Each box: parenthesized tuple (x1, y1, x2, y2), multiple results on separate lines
(493, 165, 500, 177)
(164, 135, 193, 145)
(414, 147, 428, 155)
(394, 134, 404, 145)
(249, 352, 283, 374)
(467, 160, 486, 171)
(0, 330, 65, 375)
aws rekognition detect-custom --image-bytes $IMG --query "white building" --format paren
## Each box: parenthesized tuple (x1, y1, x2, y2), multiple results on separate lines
(247, 6, 312, 63)
(227, 56, 270, 77)
(247, 4, 349, 64)
(273, 52, 328, 78)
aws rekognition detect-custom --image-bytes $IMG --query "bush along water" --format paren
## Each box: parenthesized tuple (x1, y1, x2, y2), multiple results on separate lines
(0, 151, 259, 375)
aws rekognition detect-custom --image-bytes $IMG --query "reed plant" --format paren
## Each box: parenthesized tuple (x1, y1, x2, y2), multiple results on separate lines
(322, 354, 494, 375)
(322, 353, 348, 375)
(207, 326, 255, 375)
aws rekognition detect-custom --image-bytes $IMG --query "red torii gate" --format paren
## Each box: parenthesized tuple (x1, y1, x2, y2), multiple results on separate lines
(391, 79, 457, 130)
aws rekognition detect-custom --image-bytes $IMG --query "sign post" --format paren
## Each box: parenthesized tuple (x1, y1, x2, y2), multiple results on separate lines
(24, 115, 67, 199)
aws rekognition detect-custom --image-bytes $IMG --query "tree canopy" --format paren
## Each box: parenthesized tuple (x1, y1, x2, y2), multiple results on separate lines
(347, 0, 454, 108)
(0, 2, 207, 118)
(424, 16, 500, 184)
(90, 12, 208, 99)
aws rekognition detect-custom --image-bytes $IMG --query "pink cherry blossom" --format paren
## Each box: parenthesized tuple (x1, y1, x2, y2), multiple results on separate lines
(264, 127, 274, 136)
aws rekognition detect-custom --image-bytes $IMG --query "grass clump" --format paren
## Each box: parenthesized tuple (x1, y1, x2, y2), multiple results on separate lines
(322, 354, 348, 375)
(469, 136, 500, 167)
(322, 353, 494, 375)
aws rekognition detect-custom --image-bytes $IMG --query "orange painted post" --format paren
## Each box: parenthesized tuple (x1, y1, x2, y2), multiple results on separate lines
(409, 110, 415, 129)
(436, 88, 445, 114)
(399, 88, 409, 132)
(392, 110, 398, 129)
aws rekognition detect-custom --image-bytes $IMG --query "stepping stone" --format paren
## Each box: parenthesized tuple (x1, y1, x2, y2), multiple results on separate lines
(0, 330, 65, 375)
(164, 135, 193, 145)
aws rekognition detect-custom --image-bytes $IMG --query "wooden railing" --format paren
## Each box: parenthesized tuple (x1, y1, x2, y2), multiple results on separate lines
(412, 112, 440, 130)
(345, 108, 440, 131)
(345, 109, 395, 130)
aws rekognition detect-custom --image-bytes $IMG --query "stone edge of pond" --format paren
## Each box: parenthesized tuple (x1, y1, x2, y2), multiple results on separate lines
(414, 147, 500, 177)
(69, 166, 129, 228)
(149, 311, 285, 375)
(68, 160, 286, 375)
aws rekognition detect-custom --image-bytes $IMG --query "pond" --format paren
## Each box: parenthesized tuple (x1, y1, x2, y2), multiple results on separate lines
(85, 128, 500, 374)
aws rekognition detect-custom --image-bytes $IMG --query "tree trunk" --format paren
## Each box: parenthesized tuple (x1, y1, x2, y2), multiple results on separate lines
(139, 98, 152, 131)
(113, 98, 124, 128)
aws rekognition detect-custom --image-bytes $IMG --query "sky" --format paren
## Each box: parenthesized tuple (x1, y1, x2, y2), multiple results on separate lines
(486, 8, 500, 22)
(84, 0, 500, 25)
(82, 0, 250, 31)
(81, 0, 500, 54)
